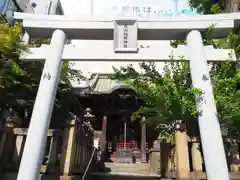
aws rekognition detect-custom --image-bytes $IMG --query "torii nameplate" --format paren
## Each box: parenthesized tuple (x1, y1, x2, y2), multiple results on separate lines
(114, 20, 138, 53)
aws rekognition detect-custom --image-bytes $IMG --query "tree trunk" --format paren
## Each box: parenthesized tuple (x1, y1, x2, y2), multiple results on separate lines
(225, 0, 240, 13)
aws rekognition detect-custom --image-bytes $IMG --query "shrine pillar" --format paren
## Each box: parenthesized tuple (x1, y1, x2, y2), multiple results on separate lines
(141, 116, 147, 163)
(124, 117, 127, 150)
(100, 116, 107, 152)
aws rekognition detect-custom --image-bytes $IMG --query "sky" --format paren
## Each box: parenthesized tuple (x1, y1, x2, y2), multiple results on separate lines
(61, 0, 196, 18)
(1, 0, 195, 17)
(0, 0, 195, 18)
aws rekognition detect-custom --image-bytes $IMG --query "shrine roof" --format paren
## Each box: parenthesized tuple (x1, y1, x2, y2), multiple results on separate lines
(73, 74, 132, 95)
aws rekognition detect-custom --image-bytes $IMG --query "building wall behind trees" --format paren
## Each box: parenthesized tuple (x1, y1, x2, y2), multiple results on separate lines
(0, 0, 29, 23)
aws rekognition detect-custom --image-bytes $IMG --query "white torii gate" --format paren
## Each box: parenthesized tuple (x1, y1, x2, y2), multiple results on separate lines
(14, 11, 240, 180)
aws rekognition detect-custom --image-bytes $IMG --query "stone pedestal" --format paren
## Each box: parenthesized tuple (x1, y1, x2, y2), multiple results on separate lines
(148, 148, 161, 175)
(148, 140, 161, 174)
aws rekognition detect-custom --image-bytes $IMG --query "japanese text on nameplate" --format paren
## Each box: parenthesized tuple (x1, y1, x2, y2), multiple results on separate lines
(123, 25, 128, 48)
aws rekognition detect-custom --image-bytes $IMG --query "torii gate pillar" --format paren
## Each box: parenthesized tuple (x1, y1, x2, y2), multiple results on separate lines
(187, 30, 229, 180)
(17, 29, 66, 180)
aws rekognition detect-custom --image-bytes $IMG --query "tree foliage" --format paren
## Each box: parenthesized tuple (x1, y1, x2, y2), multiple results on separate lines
(189, 0, 240, 59)
(188, 0, 240, 59)
(113, 59, 201, 141)
(189, 0, 240, 14)
(0, 16, 83, 127)
(113, 60, 200, 121)
(0, 18, 32, 108)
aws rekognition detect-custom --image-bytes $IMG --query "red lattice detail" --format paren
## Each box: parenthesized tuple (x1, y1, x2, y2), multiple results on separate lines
(116, 141, 138, 150)
(115, 141, 149, 151)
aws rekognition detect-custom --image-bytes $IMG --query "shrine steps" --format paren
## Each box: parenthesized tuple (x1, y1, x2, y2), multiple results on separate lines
(91, 172, 173, 180)
(91, 162, 173, 180)
(104, 162, 149, 174)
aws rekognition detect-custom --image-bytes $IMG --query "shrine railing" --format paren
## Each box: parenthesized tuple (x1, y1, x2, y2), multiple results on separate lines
(0, 119, 94, 179)
(0, 128, 63, 174)
(148, 131, 240, 180)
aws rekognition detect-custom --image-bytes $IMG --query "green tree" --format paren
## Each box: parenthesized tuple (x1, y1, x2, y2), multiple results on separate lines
(0, 16, 83, 128)
(0, 18, 30, 108)
(189, 0, 240, 14)
(113, 59, 202, 141)
(189, 0, 240, 58)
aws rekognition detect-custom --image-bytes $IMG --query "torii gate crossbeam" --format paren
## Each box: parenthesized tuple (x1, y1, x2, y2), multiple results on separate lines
(15, 12, 240, 180)
(22, 43, 236, 62)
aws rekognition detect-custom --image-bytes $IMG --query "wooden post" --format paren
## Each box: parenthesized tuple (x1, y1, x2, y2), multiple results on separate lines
(175, 121, 190, 180)
(60, 119, 77, 176)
